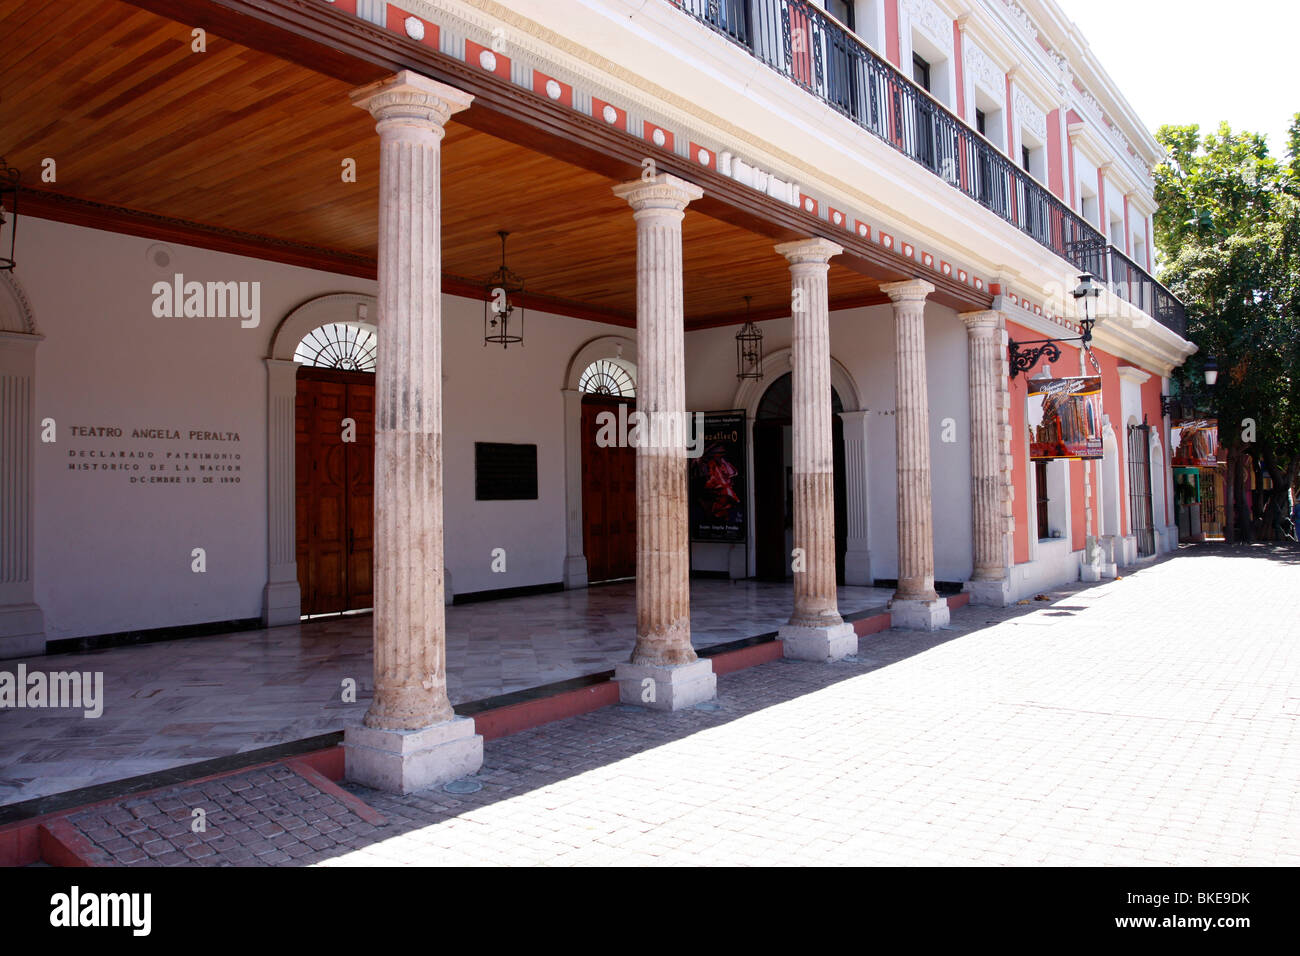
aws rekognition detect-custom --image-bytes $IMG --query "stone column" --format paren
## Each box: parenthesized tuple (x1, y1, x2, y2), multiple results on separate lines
(263, 358, 301, 626)
(881, 279, 950, 630)
(774, 237, 856, 661)
(959, 310, 1014, 605)
(839, 410, 872, 586)
(561, 387, 589, 589)
(0, 330, 45, 659)
(610, 173, 716, 710)
(343, 71, 482, 793)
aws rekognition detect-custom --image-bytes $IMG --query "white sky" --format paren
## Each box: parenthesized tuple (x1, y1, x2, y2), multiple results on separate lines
(1056, 0, 1298, 157)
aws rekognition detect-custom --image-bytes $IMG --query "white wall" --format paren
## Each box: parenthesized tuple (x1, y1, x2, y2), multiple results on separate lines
(21, 218, 616, 638)
(22, 217, 373, 639)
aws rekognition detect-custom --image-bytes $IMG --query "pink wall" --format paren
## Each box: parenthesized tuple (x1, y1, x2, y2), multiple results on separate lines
(885, 0, 900, 66)
(1007, 320, 1033, 564)
(1047, 109, 1065, 199)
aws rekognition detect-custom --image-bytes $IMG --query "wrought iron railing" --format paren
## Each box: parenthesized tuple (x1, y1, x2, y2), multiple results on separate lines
(673, 0, 1187, 338)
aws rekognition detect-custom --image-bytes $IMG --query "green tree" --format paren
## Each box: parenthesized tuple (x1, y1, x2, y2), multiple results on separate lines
(1154, 116, 1300, 542)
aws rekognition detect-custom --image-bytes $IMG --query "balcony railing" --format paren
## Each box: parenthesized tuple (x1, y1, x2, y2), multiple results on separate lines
(673, 0, 1187, 339)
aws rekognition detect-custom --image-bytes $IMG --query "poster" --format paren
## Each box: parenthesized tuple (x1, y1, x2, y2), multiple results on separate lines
(689, 410, 747, 543)
(1172, 419, 1219, 468)
(1028, 376, 1103, 461)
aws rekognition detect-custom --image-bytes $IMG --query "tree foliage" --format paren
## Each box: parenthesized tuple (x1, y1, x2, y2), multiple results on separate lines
(1153, 116, 1300, 540)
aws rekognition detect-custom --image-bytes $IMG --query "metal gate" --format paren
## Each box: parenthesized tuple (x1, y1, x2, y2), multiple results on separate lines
(1127, 423, 1155, 557)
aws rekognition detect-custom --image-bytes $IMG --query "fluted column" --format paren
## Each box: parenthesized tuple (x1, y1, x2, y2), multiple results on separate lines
(610, 173, 716, 710)
(881, 279, 950, 630)
(959, 310, 1013, 605)
(0, 330, 45, 659)
(263, 358, 301, 626)
(774, 238, 857, 661)
(344, 71, 482, 793)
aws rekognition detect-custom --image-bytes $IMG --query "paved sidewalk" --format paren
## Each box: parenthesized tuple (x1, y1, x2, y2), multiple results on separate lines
(329, 544, 1299, 866)
(40, 544, 1300, 865)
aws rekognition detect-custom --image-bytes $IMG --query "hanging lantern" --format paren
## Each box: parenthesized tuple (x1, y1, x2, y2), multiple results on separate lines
(483, 230, 524, 349)
(735, 295, 763, 381)
(0, 157, 18, 272)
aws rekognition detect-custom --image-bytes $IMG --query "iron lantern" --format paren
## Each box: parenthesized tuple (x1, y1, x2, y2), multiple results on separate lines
(483, 230, 524, 349)
(735, 295, 763, 381)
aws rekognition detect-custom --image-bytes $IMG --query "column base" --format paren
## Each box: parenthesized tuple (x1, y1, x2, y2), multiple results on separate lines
(964, 577, 1012, 607)
(262, 580, 301, 627)
(563, 554, 588, 590)
(0, 604, 45, 660)
(344, 716, 483, 794)
(778, 622, 857, 662)
(889, 597, 950, 631)
(614, 658, 716, 711)
(844, 549, 872, 587)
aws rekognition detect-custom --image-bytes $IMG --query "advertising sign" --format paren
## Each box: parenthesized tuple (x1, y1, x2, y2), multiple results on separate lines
(689, 410, 747, 543)
(1172, 419, 1219, 468)
(1028, 377, 1104, 461)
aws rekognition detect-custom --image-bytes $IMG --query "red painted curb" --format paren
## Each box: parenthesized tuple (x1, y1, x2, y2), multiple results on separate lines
(708, 640, 783, 675)
(472, 681, 619, 742)
(38, 817, 103, 867)
(286, 759, 386, 826)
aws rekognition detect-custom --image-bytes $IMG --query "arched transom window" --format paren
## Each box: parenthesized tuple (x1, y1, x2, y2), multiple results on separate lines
(578, 358, 636, 398)
(294, 323, 376, 372)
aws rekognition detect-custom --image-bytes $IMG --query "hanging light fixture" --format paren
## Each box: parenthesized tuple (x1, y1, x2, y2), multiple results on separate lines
(1009, 274, 1104, 379)
(735, 295, 763, 381)
(483, 230, 524, 349)
(1203, 356, 1219, 386)
(0, 157, 19, 272)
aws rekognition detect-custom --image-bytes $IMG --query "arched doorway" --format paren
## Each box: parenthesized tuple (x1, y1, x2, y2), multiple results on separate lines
(577, 357, 637, 583)
(294, 321, 377, 615)
(752, 372, 848, 582)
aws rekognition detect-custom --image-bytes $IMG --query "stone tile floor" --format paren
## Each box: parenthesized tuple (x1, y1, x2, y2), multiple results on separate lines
(0, 579, 890, 806)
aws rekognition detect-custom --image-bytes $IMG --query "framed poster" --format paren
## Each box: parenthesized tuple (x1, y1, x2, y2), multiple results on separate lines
(1028, 376, 1103, 461)
(689, 410, 747, 543)
(1172, 419, 1219, 468)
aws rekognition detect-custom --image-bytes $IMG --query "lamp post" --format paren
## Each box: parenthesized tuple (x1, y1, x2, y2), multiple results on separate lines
(1008, 274, 1104, 378)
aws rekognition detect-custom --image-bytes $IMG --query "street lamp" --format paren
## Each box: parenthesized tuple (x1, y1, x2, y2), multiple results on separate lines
(1204, 356, 1219, 386)
(1008, 274, 1104, 378)
(1071, 272, 1102, 346)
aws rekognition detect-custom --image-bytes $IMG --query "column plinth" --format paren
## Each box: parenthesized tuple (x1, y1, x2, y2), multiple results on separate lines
(882, 279, 949, 631)
(342, 71, 483, 792)
(959, 310, 1014, 606)
(774, 238, 856, 662)
(610, 174, 716, 710)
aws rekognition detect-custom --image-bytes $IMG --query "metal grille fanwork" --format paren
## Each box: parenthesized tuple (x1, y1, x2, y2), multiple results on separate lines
(1127, 423, 1156, 557)
(578, 359, 636, 398)
(294, 323, 377, 372)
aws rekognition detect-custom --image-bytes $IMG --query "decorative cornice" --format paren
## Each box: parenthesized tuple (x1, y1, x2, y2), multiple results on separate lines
(904, 0, 954, 54)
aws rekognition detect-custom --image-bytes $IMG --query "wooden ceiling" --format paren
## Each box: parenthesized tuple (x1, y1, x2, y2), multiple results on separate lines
(0, 0, 891, 327)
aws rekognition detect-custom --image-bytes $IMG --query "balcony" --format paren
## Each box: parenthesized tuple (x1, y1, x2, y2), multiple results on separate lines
(670, 0, 1187, 339)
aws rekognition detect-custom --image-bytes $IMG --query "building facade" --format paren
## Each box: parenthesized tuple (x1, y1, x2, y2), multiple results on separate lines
(0, 0, 1195, 786)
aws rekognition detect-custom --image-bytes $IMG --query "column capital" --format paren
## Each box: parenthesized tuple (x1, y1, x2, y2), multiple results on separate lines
(775, 236, 843, 266)
(880, 278, 936, 304)
(612, 173, 703, 214)
(351, 70, 474, 129)
(958, 309, 1004, 333)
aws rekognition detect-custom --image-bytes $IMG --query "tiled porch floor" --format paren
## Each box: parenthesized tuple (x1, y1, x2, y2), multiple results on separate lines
(0, 580, 891, 807)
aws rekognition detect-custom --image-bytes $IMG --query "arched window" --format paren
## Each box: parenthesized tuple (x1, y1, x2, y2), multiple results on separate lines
(294, 323, 376, 372)
(578, 358, 636, 398)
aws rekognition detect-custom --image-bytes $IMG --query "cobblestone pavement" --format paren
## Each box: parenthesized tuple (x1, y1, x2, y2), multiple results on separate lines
(326, 545, 1299, 866)
(58, 763, 385, 866)
(49, 544, 1300, 866)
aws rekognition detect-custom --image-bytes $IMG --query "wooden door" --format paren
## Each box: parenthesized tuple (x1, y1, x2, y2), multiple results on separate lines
(754, 422, 787, 581)
(297, 369, 376, 615)
(581, 399, 636, 582)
